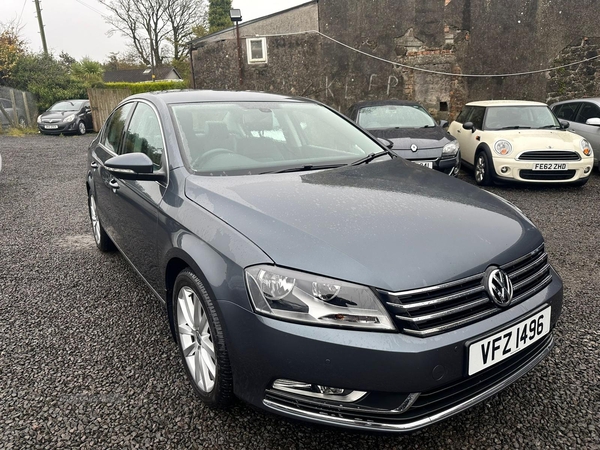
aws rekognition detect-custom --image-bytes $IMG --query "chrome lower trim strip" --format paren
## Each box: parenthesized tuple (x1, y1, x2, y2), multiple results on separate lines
(387, 286, 485, 311)
(263, 336, 554, 432)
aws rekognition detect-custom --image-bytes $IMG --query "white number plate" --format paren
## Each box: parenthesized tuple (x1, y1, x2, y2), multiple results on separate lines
(468, 306, 551, 375)
(415, 161, 433, 169)
(533, 163, 567, 171)
(44, 125, 58, 129)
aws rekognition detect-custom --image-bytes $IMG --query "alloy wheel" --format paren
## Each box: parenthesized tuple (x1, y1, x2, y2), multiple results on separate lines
(475, 155, 485, 183)
(89, 195, 101, 245)
(177, 286, 217, 393)
(78, 122, 86, 135)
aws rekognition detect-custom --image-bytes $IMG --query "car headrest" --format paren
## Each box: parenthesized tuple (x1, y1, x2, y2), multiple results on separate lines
(206, 121, 230, 140)
(242, 109, 274, 132)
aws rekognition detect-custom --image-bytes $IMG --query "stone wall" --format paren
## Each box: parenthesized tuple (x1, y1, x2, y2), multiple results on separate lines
(192, 0, 600, 119)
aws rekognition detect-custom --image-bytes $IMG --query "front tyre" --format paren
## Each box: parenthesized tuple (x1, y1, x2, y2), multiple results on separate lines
(88, 192, 114, 252)
(173, 269, 233, 407)
(474, 151, 493, 186)
(77, 121, 87, 135)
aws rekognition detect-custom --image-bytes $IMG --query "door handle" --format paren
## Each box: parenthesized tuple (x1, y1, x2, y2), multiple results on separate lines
(108, 179, 119, 190)
(90, 161, 98, 169)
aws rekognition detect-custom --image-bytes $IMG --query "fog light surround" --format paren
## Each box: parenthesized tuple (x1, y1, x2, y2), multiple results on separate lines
(584, 166, 591, 174)
(272, 379, 367, 402)
(500, 166, 510, 174)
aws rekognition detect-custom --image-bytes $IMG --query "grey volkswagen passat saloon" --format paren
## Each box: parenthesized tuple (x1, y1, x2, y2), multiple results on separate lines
(86, 91, 562, 432)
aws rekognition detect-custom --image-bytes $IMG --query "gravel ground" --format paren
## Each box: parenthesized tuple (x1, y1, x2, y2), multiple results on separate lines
(0, 134, 598, 449)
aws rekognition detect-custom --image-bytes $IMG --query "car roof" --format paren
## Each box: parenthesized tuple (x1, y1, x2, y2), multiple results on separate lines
(550, 98, 600, 106)
(350, 100, 423, 109)
(131, 89, 312, 104)
(465, 100, 548, 107)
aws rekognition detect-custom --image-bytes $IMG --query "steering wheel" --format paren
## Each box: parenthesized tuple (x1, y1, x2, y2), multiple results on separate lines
(193, 148, 236, 167)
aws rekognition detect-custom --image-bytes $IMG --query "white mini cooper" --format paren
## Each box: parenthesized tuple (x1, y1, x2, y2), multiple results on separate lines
(449, 100, 594, 186)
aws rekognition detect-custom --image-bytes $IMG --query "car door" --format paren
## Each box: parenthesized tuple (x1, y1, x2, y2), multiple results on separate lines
(105, 101, 167, 288)
(91, 102, 135, 240)
(82, 101, 93, 130)
(571, 102, 600, 154)
(455, 106, 485, 165)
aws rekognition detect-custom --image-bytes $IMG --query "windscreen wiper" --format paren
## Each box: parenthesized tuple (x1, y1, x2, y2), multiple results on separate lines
(499, 126, 531, 130)
(538, 124, 560, 129)
(351, 150, 396, 166)
(261, 164, 346, 174)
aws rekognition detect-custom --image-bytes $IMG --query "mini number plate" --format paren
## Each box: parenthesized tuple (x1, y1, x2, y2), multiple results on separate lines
(468, 306, 551, 375)
(533, 163, 567, 170)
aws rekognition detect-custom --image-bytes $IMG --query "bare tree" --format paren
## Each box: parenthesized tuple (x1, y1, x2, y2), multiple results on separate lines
(99, 0, 206, 65)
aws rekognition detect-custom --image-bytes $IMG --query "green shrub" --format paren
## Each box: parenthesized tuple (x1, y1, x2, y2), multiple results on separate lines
(102, 80, 187, 94)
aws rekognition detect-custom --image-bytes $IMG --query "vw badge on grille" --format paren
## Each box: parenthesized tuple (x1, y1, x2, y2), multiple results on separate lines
(410, 144, 418, 152)
(485, 267, 513, 307)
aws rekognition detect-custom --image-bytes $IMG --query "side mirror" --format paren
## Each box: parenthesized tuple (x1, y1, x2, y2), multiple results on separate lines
(377, 137, 394, 149)
(559, 120, 570, 129)
(439, 120, 449, 129)
(585, 117, 600, 126)
(105, 153, 163, 181)
(463, 121, 475, 132)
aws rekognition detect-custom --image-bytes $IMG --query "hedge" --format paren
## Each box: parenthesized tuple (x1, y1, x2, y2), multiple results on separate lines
(102, 80, 187, 94)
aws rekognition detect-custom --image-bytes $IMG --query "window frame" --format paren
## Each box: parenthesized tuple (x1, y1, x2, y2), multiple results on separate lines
(99, 102, 135, 155)
(553, 102, 582, 122)
(246, 37, 268, 64)
(575, 101, 600, 124)
(121, 101, 166, 171)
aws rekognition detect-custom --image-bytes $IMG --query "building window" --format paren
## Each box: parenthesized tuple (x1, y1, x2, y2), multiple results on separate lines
(246, 38, 267, 64)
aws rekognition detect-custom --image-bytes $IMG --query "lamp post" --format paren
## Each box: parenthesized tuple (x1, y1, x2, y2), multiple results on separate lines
(230, 9, 243, 87)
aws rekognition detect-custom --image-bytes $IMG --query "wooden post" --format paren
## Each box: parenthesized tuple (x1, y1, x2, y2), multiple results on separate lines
(9, 89, 19, 126)
(21, 91, 31, 127)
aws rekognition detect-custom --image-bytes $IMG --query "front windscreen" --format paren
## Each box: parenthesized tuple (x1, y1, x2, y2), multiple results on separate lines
(170, 101, 385, 175)
(49, 100, 84, 111)
(357, 105, 436, 129)
(484, 106, 561, 130)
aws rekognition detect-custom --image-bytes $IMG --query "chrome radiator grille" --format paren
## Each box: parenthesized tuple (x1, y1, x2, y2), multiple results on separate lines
(379, 244, 552, 337)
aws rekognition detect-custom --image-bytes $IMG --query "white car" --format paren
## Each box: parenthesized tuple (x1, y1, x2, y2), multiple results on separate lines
(449, 100, 594, 186)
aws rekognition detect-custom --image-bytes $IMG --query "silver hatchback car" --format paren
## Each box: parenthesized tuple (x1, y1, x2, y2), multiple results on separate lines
(551, 98, 600, 169)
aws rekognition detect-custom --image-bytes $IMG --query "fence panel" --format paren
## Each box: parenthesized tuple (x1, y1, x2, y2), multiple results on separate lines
(0, 86, 38, 130)
(87, 88, 131, 132)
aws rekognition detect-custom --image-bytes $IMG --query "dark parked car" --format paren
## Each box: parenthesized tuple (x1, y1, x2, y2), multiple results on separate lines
(38, 99, 93, 135)
(86, 90, 562, 432)
(347, 100, 461, 176)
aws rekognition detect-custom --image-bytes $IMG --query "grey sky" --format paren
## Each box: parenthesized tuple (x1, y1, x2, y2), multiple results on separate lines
(0, 0, 306, 62)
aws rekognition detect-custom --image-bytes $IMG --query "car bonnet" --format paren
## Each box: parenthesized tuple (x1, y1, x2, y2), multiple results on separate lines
(185, 159, 542, 292)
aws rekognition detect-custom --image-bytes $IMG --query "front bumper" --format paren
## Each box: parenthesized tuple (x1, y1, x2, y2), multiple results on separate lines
(491, 157, 593, 183)
(38, 121, 78, 134)
(218, 270, 562, 432)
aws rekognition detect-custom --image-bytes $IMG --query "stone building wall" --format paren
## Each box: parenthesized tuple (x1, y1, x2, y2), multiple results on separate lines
(192, 0, 600, 119)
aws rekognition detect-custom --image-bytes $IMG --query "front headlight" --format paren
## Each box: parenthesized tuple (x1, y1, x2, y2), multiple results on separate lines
(245, 265, 395, 331)
(36, 115, 42, 124)
(580, 139, 593, 157)
(64, 114, 76, 123)
(493, 139, 513, 156)
(442, 140, 460, 157)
